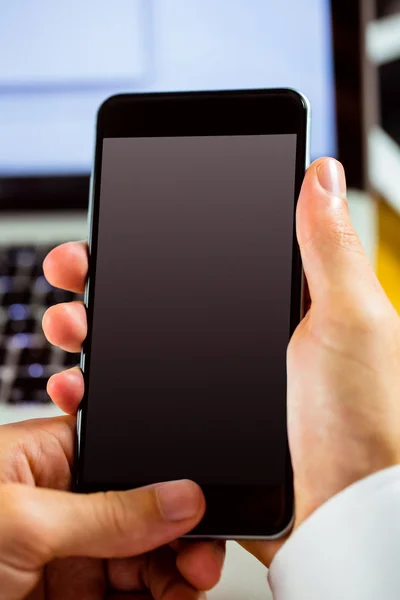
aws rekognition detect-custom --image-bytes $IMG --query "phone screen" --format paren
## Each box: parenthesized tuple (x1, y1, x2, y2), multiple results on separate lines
(81, 132, 297, 489)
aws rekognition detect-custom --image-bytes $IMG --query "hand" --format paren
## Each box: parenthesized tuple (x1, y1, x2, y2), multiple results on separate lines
(243, 158, 400, 566)
(0, 249, 225, 600)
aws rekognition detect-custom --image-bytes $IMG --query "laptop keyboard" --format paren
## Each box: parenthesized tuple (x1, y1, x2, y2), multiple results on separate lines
(0, 245, 83, 405)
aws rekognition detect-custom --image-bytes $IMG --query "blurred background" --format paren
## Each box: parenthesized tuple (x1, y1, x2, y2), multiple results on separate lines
(368, 0, 400, 311)
(0, 0, 337, 427)
(0, 0, 399, 419)
(0, 1, 399, 598)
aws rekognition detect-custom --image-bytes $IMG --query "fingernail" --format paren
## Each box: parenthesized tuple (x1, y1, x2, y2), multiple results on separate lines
(317, 159, 346, 197)
(156, 480, 202, 521)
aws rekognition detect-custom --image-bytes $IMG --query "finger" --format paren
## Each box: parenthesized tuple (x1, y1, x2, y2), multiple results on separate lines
(146, 546, 206, 600)
(176, 540, 225, 590)
(106, 555, 148, 592)
(107, 542, 224, 595)
(42, 302, 86, 352)
(0, 416, 75, 490)
(296, 158, 384, 307)
(47, 367, 84, 415)
(0, 480, 205, 568)
(24, 577, 45, 600)
(107, 552, 207, 596)
(44, 557, 105, 600)
(43, 241, 88, 293)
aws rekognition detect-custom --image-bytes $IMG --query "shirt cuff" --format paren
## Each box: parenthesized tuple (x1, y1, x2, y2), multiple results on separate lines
(268, 465, 400, 600)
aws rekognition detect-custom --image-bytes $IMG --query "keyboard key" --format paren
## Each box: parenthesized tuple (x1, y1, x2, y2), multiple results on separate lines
(9, 247, 36, 270)
(5, 318, 36, 335)
(27, 363, 45, 378)
(8, 303, 30, 320)
(0, 240, 75, 405)
(0, 308, 7, 327)
(0, 276, 12, 294)
(16, 364, 48, 378)
(8, 386, 25, 403)
(33, 276, 52, 295)
(8, 377, 51, 404)
(10, 333, 32, 348)
(11, 275, 32, 292)
(33, 263, 45, 277)
(20, 346, 51, 365)
(2, 277, 32, 305)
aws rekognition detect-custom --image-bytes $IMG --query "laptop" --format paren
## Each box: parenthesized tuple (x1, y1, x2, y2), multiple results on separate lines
(0, 0, 356, 428)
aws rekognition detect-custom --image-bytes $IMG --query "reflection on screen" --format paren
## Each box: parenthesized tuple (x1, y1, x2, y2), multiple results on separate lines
(0, 0, 335, 178)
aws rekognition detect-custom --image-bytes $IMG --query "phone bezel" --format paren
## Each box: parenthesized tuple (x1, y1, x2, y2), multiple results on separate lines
(74, 89, 308, 539)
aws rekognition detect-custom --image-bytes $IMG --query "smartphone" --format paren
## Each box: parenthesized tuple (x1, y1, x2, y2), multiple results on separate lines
(74, 89, 309, 539)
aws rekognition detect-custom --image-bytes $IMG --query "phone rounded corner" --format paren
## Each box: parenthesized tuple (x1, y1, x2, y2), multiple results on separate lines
(283, 88, 311, 115)
(275, 510, 295, 540)
(96, 94, 125, 125)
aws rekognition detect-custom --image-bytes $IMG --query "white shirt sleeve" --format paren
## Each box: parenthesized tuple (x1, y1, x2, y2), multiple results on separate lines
(268, 465, 400, 600)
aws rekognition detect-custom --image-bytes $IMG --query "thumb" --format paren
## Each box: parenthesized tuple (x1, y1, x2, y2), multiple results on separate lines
(296, 158, 380, 307)
(0, 480, 204, 569)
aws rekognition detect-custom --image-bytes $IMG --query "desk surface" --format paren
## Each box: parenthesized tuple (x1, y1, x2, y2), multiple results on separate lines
(210, 542, 271, 600)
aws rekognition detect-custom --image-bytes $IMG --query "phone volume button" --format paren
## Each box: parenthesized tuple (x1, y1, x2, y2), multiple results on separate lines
(84, 278, 90, 307)
(81, 353, 86, 372)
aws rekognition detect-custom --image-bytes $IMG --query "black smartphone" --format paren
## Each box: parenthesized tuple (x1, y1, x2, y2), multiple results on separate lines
(75, 89, 309, 539)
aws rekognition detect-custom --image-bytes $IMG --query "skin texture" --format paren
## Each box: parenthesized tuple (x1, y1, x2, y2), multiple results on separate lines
(0, 422, 225, 600)
(1, 158, 399, 599)
(42, 157, 400, 569)
(244, 158, 400, 564)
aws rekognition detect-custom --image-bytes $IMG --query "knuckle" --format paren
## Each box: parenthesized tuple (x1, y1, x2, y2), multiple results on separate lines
(98, 491, 144, 539)
(310, 298, 398, 362)
(324, 306, 375, 339)
(328, 215, 363, 255)
(96, 489, 159, 550)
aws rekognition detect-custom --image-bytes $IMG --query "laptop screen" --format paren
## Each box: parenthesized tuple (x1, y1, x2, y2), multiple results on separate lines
(0, 0, 336, 178)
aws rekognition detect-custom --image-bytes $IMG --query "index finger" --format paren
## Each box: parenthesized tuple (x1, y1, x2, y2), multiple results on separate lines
(43, 241, 88, 293)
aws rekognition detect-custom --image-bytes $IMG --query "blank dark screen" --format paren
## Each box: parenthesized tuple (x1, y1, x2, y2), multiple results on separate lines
(82, 134, 297, 486)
